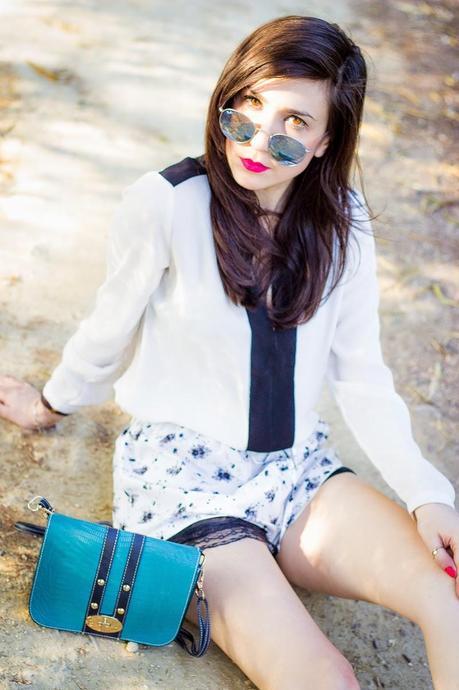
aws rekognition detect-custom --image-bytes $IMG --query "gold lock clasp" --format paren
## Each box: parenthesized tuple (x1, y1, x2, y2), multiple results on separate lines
(85, 615, 123, 633)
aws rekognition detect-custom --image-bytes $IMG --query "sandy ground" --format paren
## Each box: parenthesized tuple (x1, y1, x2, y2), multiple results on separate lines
(0, 0, 458, 688)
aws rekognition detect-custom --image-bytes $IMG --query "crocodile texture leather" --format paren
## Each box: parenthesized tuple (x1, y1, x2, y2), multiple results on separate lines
(29, 512, 204, 647)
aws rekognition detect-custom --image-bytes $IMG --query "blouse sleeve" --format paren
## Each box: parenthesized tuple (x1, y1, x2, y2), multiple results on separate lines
(42, 170, 174, 413)
(325, 190, 456, 517)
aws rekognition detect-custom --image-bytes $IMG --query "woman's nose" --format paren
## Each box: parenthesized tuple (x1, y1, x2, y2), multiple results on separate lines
(249, 126, 271, 152)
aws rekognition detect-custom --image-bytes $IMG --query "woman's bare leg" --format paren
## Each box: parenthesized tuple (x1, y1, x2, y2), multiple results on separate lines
(275, 472, 459, 690)
(184, 537, 360, 690)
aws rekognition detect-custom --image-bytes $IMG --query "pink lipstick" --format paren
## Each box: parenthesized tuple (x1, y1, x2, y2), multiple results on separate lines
(240, 157, 270, 173)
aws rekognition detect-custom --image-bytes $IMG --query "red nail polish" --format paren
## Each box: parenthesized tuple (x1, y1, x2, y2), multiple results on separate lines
(445, 566, 457, 578)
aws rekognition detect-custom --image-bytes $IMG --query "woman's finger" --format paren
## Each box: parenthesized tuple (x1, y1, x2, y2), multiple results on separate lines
(432, 542, 458, 581)
(432, 541, 456, 575)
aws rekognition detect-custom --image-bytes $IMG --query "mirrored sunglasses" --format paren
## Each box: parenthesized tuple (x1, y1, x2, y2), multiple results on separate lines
(218, 106, 311, 167)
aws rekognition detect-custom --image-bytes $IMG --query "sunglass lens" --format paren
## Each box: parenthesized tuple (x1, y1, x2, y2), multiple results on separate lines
(269, 135, 306, 166)
(219, 109, 255, 143)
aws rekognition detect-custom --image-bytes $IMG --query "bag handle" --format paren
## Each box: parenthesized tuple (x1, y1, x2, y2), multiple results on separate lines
(16, 497, 211, 657)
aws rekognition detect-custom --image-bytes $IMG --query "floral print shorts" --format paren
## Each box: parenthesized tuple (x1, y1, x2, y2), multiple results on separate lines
(112, 417, 356, 557)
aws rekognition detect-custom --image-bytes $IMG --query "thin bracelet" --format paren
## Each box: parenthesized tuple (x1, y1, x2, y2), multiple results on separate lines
(40, 392, 70, 417)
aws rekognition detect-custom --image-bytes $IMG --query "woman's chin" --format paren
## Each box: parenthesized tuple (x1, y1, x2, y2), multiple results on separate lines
(229, 165, 270, 191)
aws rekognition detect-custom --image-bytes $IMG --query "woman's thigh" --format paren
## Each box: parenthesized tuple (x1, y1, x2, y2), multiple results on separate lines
(184, 537, 359, 690)
(275, 471, 455, 625)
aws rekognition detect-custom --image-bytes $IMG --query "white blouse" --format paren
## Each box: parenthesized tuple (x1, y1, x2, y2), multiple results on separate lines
(43, 155, 456, 517)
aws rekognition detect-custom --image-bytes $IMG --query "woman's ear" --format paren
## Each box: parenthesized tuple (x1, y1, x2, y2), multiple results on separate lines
(313, 132, 330, 159)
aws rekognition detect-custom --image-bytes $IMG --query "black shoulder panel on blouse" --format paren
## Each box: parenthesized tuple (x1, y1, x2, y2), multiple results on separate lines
(159, 154, 207, 187)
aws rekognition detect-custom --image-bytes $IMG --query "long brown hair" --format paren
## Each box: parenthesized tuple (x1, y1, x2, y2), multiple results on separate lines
(203, 15, 376, 330)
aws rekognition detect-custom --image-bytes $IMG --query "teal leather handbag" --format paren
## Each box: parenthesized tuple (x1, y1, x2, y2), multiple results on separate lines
(16, 496, 211, 656)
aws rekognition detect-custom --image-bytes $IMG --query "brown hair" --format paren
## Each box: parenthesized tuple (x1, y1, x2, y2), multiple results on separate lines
(203, 15, 376, 330)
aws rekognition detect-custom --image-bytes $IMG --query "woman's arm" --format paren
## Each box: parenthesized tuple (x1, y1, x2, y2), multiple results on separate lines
(325, 190, 456, 518)
(0, 170, 174, 428)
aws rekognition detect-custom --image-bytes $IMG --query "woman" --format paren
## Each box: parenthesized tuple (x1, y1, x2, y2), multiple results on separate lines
(1, 15, 458, 690)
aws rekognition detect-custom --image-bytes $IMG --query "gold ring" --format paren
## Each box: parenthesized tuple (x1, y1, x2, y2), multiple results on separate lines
(432, 546, 445, 559)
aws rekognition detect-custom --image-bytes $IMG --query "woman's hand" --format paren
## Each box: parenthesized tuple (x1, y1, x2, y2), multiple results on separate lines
(0, 375, 63, 431)
(413, 502, 459, 597)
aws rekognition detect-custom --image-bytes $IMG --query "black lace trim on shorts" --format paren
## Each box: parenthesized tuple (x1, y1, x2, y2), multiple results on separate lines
(167, 515, 279, 556)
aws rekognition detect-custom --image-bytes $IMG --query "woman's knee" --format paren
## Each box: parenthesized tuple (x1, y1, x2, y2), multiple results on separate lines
(183, 536, 360, 690)
(327, 661, 361, 690)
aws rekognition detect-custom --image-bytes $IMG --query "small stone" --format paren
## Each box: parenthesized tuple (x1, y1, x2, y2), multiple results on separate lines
(126, 641, 139, 653)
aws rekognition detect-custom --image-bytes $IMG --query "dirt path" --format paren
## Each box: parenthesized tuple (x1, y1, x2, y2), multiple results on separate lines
(0, 1, 457, 688)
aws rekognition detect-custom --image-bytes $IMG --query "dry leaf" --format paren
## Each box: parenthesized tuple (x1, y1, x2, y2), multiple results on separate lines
(26, 61, 75, 84)
(406, 385, 434, 405)
(431, 283, 459, 307)
(430, 338, 448, 356)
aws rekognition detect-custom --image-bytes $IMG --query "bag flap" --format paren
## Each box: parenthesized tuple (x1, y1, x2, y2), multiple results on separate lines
(29, 512, 202, 645)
